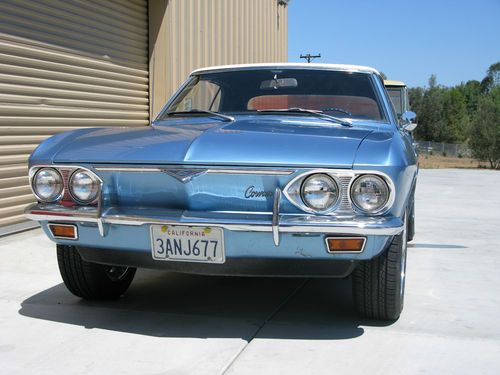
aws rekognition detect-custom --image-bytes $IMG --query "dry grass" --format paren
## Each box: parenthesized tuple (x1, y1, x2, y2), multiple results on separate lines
(418, 153, 490, 169)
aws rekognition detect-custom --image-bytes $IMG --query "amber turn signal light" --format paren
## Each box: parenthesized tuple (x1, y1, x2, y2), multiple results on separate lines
(48, 224, 78, 239)
(326, 237, 365, 253)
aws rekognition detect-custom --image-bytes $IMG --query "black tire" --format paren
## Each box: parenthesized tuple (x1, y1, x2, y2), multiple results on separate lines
(352, 214, 408, 320)
(56, 245, 136, 300)
(407, 196, 415, 242)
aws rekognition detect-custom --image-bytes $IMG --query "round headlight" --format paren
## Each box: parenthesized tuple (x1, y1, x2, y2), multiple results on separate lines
(350, 175, 390, 213)
(69, 170, 100, 203)
(33, 168, 63, 202)
(300, 174, 339, 212)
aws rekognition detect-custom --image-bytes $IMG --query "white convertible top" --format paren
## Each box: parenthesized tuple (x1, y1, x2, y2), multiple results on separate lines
(191, 63, 380, 75)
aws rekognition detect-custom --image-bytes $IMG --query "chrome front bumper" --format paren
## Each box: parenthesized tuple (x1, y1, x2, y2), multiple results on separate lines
(25, 203, 404, 241)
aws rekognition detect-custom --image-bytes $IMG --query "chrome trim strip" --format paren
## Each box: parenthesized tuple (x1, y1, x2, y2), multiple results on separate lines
(272, 188, 281, 246)
(94, 167, 163, 173)
(207, 169, 295, 176)
(48, 223, 78, 240)
(94, 166, 296, 175)
(154, 76, 198, 122)
(25, 204, 404, 236)
(324, 236, 366, 254)
(373, 73, 398, 126)
(191, 63, 379, 75)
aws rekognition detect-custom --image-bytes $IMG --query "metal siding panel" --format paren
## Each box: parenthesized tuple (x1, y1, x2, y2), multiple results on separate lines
(149, 0, 288, 118)
(0, 21, 147, 65)
(0, 94, 149, 111)
(0, 63, 148, 91)
(0, 39, 148, 77)
(10, 0, 148, 44)
(0, 2, 147, 51)
(0, 0, 149, 228)
(0, 105, 148, 120)
(40, 0, 147, 32)
(0, 177, 28, 190)
(0, 214, 30, 228)
(0, 166, 28, 180)
(0, 73, 148, 98)
(0, 184, 30, 197)
(0, 84, 149, 105)
(0, 118, 148, 127)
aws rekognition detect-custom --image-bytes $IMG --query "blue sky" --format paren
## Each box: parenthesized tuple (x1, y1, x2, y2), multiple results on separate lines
(287, 0, 500, 87)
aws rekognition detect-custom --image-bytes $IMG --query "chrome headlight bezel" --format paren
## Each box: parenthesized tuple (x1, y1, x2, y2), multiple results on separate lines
(68, 169, 101, 204)
(283, 169, 395, 216)
(300, 174, 340, 213)
(31, 168, 64, 203)
(349, 174, 391, 214)
(283, 171, 343, 214)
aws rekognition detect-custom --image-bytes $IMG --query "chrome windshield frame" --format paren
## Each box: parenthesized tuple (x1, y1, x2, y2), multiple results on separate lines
(154, 68, 394, 125)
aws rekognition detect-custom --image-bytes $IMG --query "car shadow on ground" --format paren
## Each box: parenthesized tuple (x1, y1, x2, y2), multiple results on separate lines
(408, 243, 467, 249)
(18, 270, 393, 340)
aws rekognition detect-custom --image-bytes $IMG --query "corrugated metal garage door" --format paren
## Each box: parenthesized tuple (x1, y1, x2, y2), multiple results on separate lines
(0, 0, 149, 231)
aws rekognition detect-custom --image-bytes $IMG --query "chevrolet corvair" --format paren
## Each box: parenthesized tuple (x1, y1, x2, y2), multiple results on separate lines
(26, 63, 418, 320)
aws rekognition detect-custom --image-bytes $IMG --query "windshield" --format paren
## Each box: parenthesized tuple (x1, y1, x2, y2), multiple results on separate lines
(159, 69, 387, 122)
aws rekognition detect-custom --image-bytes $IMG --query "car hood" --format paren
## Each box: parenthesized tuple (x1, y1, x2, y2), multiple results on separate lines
(52, 116, 378, 167)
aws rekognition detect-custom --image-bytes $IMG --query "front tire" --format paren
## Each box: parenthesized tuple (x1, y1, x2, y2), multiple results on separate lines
(57, 245, 136, 300)
(352, 214, 408, 320)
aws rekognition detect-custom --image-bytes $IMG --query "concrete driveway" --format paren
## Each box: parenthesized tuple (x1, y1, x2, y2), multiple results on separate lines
(1, 169, 499, 374)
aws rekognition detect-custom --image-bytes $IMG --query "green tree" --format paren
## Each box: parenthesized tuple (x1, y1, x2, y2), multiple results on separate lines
(408, 86, 424, 138)
(468, 87, 500, 169)
(457, 80, 482, 117)
(480, 62, 500, 93)
(441, 88, 469, 143)
(416, 75, 446, 141)
(408, 86, 424, 112)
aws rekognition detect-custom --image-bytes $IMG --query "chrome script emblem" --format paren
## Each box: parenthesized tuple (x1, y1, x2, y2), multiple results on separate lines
(163, 168, 207, 183)
(245, 185, 274, 198)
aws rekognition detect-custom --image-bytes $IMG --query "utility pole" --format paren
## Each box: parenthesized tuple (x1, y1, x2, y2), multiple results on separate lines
(300, 53, 321, 63)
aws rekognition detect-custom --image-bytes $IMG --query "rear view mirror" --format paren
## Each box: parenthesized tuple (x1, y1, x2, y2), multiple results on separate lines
(401, 111, 417, 131)
(260, 78, 298, 90)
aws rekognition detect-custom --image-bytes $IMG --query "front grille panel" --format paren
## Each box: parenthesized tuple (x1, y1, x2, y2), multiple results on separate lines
(97, 167, 297, 213)
(91, 166, 368, 216)
(338, 175, 353, 213)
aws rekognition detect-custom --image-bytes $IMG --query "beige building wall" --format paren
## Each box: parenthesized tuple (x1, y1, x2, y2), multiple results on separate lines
(149, 0, 288, 118)
(0, 0, 288, 233)
(0, 0, 149, 231)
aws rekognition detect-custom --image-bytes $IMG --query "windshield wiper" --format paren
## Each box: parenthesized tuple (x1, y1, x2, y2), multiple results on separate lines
(257, 107, 352, 127)
(165, 109, 234, 122)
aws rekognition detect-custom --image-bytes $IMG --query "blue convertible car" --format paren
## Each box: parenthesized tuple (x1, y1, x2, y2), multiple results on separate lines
(26, 63, 418, 320)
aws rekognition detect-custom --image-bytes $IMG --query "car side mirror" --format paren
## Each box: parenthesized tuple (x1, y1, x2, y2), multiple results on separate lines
(400, 111, 417, 132)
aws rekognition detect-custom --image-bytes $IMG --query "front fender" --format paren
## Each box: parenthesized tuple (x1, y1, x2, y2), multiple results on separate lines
(353, 129, 418, 218)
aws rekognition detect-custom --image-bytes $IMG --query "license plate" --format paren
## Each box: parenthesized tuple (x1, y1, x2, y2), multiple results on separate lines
(150, 225, 225, 263)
